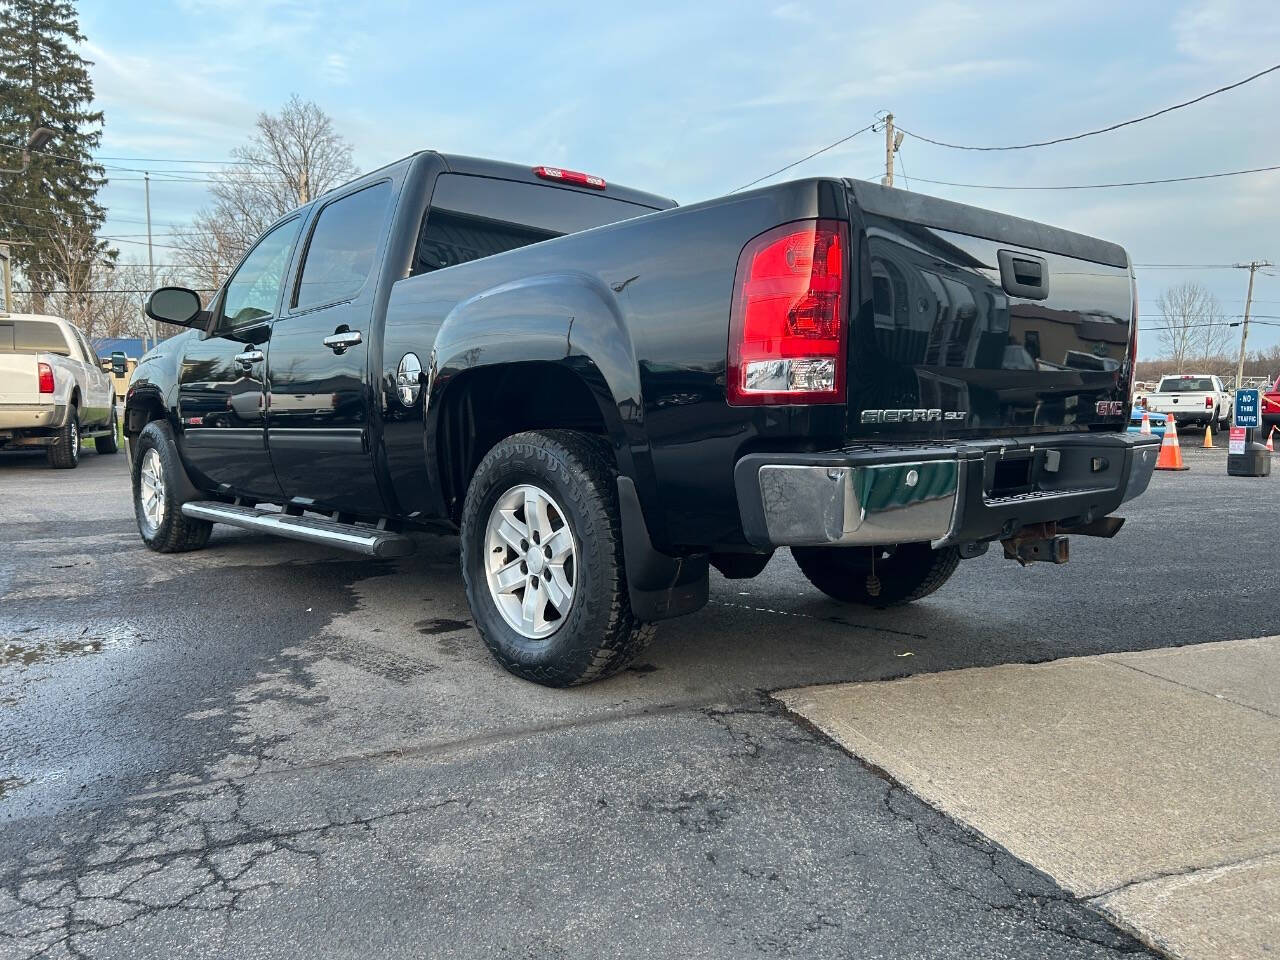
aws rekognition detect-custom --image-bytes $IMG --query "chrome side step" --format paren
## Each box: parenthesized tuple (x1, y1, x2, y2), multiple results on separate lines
(181, 501, 415, 559)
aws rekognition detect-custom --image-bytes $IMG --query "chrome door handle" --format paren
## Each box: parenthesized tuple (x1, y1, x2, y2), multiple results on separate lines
(323, 330, 362, 354)
(234, 349, 264, 366)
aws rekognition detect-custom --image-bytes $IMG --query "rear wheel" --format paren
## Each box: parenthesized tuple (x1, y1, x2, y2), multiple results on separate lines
(460, 429, 653, 687)
(132, 420, 212, 552)
(792, 542, 961, 608)
(95, 405, 120, 454)
(46, 405, 80, 469)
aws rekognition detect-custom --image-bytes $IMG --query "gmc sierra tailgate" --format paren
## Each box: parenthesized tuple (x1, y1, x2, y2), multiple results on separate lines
(844, 180, 1134, 440)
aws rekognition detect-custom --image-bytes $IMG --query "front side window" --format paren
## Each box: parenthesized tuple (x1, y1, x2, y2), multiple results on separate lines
(220, 217, 302, 329)
(294, 181, 393, 311)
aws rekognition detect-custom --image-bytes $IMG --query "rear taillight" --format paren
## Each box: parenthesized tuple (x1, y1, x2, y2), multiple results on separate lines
(37, 362, 55, 394)
(727, 219, 848, 405)
(1205, 396, 1214, 408)
(533, 165, 606, 190)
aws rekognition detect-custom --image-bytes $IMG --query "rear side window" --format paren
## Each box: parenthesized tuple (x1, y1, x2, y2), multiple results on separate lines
(411, 174, 655, 276)
(294, 181, 393, 310)
(0, 320, 71, 355)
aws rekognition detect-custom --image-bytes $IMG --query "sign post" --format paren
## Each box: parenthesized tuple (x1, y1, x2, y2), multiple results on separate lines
(1228, 388, 1270, 477)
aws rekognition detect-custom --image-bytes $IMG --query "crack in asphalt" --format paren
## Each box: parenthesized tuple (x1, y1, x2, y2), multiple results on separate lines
(879, 785, 1147, 955)
(0, 768, 462, 958)
(767, 695, 1149, 957)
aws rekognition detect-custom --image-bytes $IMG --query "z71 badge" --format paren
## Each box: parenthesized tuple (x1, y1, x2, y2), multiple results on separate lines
(860, 409, 967, 424)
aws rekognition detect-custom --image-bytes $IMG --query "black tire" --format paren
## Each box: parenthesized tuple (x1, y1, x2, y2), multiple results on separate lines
(95, 405, 120, 454)
(46, 404, 80, 469)
(792, 542, 961, 608)
(132, 420, 212, 553)
(460, 429, 653, 687)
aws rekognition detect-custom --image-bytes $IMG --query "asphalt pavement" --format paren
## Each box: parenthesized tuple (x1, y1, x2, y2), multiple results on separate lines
(0, 437, 1273, 959)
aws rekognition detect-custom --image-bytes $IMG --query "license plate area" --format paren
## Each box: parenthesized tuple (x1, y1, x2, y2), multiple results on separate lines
(986, 450, 1039, 498)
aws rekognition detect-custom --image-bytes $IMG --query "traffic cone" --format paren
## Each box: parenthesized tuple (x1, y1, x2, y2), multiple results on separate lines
(1140, 411, 1151, 435)
(1203, 422, 1214, 448)
(1155, 414, 1189, 471)
(1267, 426, 1276, 453)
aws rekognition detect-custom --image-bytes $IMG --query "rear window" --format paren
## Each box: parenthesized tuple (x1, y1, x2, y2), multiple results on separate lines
(0, 320, 71, 355)
(411, 174, 656, 276)
(293, 180, 393, 310)
(1158, 377, 1213, 392)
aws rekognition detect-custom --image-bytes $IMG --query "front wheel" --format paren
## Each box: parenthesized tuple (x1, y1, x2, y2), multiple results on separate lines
(792, 542, 961, 608)
(460, 429, 653, 687)
(132, 420, 212, 553)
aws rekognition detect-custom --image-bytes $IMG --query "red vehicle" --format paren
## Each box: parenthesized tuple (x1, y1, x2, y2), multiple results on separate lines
(1263, 375, 1280, 429)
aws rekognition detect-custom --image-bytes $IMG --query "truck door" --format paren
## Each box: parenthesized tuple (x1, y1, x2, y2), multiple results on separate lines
(177, 215, 302, 499)
(266, 179, 395, 516)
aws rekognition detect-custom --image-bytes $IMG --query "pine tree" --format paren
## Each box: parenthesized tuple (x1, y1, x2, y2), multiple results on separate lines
(0, 0, 109, 313)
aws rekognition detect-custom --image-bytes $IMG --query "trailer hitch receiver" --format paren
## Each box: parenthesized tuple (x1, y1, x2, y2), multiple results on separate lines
(1002, 522, 1070, 566)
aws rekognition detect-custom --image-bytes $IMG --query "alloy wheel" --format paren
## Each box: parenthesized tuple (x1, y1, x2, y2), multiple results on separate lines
(483, 483, 577, 639)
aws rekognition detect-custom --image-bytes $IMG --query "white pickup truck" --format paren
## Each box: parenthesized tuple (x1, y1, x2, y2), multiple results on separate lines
(0, 313, 119, 468)
(1144, 374, 1233, 431)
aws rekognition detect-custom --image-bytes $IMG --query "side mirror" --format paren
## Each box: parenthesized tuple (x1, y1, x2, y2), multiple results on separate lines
(144, 287, 204, 328)
(110, 351, 128, 376)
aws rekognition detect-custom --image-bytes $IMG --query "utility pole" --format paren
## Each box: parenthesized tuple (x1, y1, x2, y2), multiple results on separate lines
(882, 113, 895, 188)
(1, 242, 11, 315)
(144, 171, 156, 351)
(1234, 260, 1273, 389)
(880, 114, 905, 189)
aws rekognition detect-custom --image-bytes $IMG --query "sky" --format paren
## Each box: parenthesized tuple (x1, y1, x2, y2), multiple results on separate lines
(76, 0, 1280, 357)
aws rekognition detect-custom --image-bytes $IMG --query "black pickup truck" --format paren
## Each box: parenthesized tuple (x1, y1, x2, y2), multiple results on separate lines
(128, 151, 1159, 685)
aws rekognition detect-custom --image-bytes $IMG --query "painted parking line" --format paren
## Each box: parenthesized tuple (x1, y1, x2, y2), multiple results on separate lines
(778, 636, 1280, 960)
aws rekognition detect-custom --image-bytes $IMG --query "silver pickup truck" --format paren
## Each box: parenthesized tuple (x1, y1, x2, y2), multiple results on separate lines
(0, 314, 119, 468)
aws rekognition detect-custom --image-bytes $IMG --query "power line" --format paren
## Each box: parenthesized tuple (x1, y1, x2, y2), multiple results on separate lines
(902, 163, 1280, 191)
(898, 62, 1280, 151)
(731, 122, 878, 193)
(0, 141, 254, 167)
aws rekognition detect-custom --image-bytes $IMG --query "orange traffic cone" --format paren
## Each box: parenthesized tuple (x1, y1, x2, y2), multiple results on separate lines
(1267, 426, 1276, 453)
(1155, 414, 1189, 471)
(1203, 422, 1214, 448)
(1140, 411, 1152, 435)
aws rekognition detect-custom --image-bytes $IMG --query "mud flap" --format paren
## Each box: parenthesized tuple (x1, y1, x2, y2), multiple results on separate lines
(616, 476, 708, 621)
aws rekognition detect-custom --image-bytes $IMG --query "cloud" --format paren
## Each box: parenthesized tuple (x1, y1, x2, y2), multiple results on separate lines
(1173, 0, 1280, 64)
(322, 54, 350, 86)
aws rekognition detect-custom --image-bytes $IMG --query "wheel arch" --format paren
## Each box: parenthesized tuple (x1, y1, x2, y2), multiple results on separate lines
(422, 271, 645, 523)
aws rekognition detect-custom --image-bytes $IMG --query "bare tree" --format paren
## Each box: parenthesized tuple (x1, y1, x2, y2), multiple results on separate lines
(1154, 282, 1224, 371)
(173, 95, 358, 279)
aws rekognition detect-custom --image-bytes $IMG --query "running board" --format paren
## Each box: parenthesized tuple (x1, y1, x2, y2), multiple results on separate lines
(181, 501, 415, 559)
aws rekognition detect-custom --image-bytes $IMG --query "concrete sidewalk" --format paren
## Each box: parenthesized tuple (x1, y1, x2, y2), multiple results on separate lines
(779, 637, 1280, 960)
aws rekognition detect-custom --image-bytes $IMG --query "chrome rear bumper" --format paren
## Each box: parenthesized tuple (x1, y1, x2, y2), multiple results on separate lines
(735, 433, 1160, 549)
(752, 460, 959, 547)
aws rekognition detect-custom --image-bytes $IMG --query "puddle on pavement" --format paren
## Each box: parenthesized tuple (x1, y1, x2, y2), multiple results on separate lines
(1, 623, 138, 669)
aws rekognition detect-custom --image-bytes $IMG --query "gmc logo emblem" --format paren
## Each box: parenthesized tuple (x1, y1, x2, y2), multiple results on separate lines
(1095, 401, 1125, 417)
